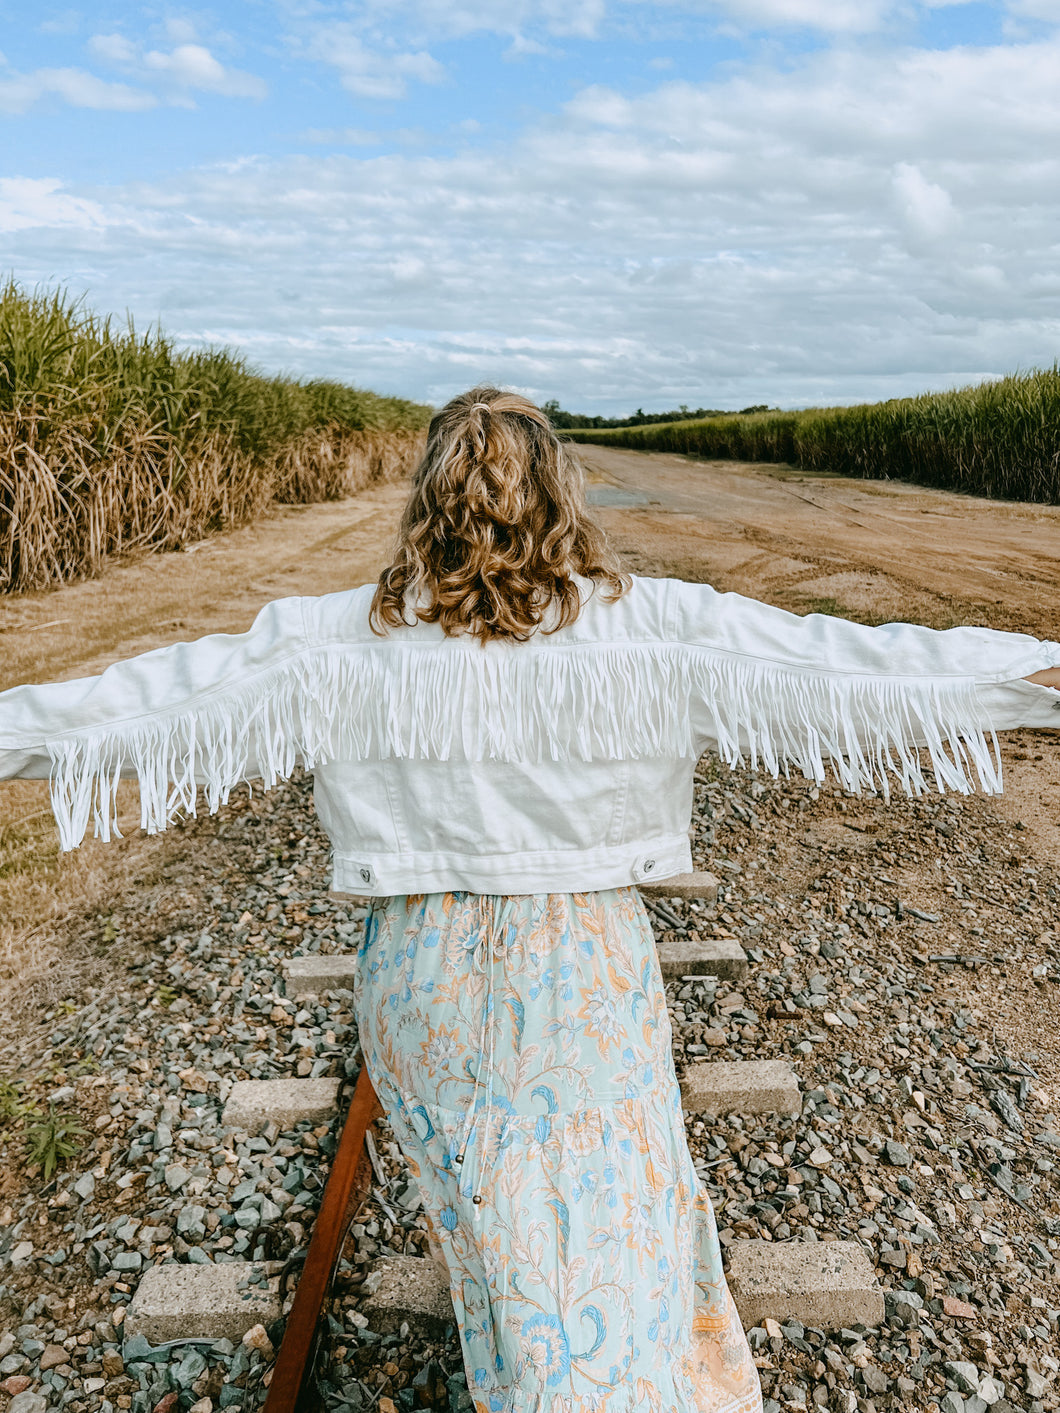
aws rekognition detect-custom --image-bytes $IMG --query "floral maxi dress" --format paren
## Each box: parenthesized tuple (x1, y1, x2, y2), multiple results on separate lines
(354, 888, 763, 1413)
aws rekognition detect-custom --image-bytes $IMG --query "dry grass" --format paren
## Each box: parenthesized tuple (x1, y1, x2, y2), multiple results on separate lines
(0, 780, 159, 994)
(0, 279, 430, 592)
(273, 425, 425, 505)
(1, 418, 426, 593)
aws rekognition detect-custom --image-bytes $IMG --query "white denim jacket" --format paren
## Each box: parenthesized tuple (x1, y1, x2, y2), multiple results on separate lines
(1, 575, 1058, 895)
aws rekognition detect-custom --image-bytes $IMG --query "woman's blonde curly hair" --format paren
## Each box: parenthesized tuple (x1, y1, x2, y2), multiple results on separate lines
(371, 385, 630, 641)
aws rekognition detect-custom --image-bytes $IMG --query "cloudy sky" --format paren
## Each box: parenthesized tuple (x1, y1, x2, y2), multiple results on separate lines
(2, 1, 1059, 413)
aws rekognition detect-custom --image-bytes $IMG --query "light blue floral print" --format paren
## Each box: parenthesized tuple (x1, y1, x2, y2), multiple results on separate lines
(353, 888, 762, 1413)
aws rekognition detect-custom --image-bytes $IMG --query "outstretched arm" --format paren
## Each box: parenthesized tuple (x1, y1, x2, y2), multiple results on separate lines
(0, 596, 310, 848)
(669, 579, 1060, 797)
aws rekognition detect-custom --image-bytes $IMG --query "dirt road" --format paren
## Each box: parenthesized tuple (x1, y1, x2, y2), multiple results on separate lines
(577, 443, 1060, 638)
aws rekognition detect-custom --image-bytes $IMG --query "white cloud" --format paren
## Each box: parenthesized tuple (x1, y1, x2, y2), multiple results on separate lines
(0, 177, 107, 234)
(38, 10, 82, 37)
(503, 34, 550, 58)
(90, 35, 267, 101)
(696, 0, 892, 31)
(304, 24, 445, 99)
(1004, 0, 1060, 19)
(893, 162, 956, 240)
(285, 0, 606, 62)
(163, 18, 201, 44)
(5, 35, 1060, 411)
(142, 43, 267, 98)
(0, 64, 153, 113)
(89, 34, 137, 65)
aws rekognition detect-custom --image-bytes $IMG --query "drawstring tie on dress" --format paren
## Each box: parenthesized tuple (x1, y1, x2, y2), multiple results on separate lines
(454, 896, 511, 1208)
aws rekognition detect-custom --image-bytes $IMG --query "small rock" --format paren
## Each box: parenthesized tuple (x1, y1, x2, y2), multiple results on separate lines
(102, 1350, 124, 1377)
(178, 1068, 210, 1093)
(172, 1348, 207, 1387)
(164, 1163, 191, 1192)
(946, 1362, 981, 1395)
(177, 1205, 208, 1241)
(862, 1366, 890, 1395)
(1025, 1369, 1048, 1399)
(8, 1394, 48, 1413)
(38, 1345, 68, 1371)
(942, 1296, 976, 1319)
(241, 1324, 274, 1359)
(0, 1377, 32, 1397)
(989, 1090, 1023, 1133)
(884, 1140, 912, 1167)
(978, 1378, 1006, 1406)
(73, 1172, 96, 1201)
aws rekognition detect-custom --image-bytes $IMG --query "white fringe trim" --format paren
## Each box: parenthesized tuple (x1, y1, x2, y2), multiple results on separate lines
(46, 644, 1002, 849)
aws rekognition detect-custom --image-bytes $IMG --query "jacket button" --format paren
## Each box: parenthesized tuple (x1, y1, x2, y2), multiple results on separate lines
(643, 859, 656, 872)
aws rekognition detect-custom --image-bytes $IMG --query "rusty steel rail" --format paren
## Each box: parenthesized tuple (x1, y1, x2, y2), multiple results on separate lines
(263, 1063, 382, 1412)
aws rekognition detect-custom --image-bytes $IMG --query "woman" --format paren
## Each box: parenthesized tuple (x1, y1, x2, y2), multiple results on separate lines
(2, 386, 1059, 1413)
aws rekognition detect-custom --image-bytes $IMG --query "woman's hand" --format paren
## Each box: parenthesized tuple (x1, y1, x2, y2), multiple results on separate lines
(1025, 667, 1060, 690)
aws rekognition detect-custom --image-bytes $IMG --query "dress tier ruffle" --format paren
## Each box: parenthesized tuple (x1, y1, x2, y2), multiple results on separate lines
(353, 889, 763, 1413)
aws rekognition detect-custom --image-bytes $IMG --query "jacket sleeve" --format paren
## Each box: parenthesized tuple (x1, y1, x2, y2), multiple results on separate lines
(0, 597, 311, 849)
(669, 580, 1060, 797)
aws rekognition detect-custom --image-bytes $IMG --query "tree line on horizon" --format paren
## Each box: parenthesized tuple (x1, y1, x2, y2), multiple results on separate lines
(541, 399, 771, 429)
